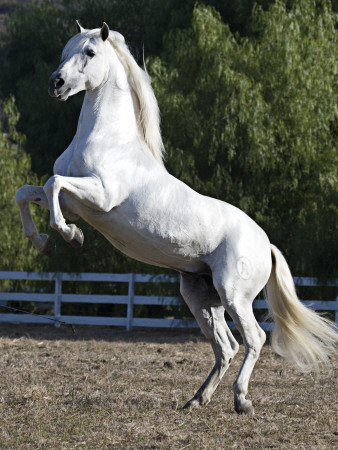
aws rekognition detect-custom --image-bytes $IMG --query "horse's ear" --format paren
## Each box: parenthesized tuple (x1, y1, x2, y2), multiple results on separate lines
(101, 22, 109, 41)
(76, 20, 84, 33)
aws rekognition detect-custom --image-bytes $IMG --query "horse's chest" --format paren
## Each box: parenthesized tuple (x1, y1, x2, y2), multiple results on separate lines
(54, 148, 90, 177)
(65, 148, 104, 177)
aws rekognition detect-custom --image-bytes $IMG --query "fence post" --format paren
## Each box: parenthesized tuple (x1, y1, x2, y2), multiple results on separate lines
(54, 273, 62, 327)
(126, 273, 135, 331)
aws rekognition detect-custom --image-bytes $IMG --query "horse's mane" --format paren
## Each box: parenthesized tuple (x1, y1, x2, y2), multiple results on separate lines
(108, 32, 165, 165)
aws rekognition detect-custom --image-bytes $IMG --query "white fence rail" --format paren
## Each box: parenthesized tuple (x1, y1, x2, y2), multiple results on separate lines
(0, 271, 337, 331)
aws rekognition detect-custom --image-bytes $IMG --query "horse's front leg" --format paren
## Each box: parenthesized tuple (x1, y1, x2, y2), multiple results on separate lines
(15, 185, 57, 257)
(43, 174, 108, 247)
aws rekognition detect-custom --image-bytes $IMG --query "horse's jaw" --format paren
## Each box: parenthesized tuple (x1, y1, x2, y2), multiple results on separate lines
(48, 86, 71, 101)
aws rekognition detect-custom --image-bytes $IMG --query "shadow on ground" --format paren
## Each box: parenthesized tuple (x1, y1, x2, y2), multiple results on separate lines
(0, 322, 247, 344)
(0, 323, 206, 343)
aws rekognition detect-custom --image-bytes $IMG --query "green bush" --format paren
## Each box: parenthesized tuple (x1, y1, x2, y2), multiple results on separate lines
(0, 96, 45, 270)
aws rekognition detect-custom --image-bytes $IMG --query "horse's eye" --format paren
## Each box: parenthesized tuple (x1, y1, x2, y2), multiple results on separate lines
(86, 49, 95, 58)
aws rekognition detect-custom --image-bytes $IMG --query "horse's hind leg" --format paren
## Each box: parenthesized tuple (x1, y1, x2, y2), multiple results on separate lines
(180, 274, 239, 409)
(231, 310, 265, 416)
(213, 276, 266, 416)
(15, 185, 56, 257)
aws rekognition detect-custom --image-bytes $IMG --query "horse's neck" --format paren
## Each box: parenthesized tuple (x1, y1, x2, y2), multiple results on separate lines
(75, 78, 139, 148)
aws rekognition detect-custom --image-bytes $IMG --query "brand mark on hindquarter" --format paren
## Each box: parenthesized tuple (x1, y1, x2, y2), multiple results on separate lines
(237, 257, 252, 280)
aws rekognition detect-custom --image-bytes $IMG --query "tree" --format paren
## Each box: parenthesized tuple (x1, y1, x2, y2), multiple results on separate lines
(0, 96, 45, 270)
(149, 1, 338, 276)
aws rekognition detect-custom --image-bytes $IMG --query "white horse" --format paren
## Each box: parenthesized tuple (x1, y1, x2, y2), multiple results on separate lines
(16, 23, 337, 415)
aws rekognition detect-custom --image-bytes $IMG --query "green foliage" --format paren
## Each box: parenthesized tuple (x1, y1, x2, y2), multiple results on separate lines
(0, 96, 45, 270)
(0, 0, 81, 175)
(150, 1, 338, 276)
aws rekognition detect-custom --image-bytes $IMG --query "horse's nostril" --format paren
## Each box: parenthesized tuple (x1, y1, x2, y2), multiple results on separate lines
(55, 78, 65, 89)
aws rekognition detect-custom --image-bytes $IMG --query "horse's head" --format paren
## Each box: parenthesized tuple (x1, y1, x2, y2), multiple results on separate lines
(49, 22, 122, 101)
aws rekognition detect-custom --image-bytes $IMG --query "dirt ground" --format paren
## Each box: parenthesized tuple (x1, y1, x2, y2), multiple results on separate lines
(0, 324, 336, 449)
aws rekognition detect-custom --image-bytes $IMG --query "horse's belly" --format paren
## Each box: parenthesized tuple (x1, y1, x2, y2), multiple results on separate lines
(103, 235, 211, 273)
(82, 207, 216, 272)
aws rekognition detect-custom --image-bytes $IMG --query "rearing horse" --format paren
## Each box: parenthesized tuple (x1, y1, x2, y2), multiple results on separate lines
(16, 23, 337, 415)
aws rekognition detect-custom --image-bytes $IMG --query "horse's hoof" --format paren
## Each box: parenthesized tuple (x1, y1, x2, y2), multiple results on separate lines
(69, 225, 84, 248)
(182, 397, 201, 410)
(40, 234, 56, 258)
(234, 398, 255, 416)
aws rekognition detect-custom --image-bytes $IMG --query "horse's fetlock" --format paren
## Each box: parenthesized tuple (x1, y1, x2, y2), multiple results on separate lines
(233, 382, 246, 397)
(23, 229, 35, 239)
(50, 218, 65, 232)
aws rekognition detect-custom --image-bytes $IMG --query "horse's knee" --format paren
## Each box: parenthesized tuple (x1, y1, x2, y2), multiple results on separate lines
(43, 175, 61, 195)
(15, 185, 30, 206)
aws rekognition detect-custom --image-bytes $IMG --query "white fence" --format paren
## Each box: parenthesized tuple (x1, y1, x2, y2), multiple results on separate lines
(0, 271, 337, 331)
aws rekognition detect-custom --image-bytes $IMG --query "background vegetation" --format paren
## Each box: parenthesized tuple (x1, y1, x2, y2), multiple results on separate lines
(0, 0, 337, 278)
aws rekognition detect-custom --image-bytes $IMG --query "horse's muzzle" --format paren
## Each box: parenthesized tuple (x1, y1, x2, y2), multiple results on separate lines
(48, 73, 67, 99)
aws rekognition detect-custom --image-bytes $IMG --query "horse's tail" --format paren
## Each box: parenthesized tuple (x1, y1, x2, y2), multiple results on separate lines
(265, 244, 337, 374)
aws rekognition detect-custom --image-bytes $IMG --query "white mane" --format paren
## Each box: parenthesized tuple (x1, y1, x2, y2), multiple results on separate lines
(108, 31, 165, 165)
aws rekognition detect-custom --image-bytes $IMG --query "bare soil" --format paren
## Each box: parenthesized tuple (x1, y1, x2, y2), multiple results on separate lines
(0, 324, 337, 449)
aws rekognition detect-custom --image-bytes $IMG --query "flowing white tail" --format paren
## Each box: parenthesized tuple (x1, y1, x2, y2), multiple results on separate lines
(266, 244, 337, 373)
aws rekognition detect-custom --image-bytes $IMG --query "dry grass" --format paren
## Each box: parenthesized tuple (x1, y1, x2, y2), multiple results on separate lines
(0, 324, 337, 449)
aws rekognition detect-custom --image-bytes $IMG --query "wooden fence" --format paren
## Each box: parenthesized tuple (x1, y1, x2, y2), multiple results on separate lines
(0, 271, 337, 331)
